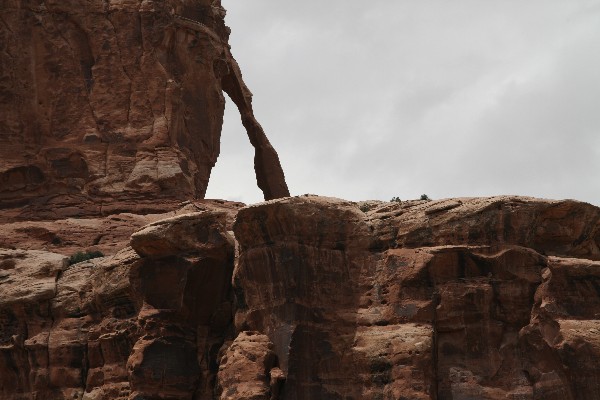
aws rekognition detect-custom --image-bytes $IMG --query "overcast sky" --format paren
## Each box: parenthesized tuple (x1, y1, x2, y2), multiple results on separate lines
(205, 1, 600, 206)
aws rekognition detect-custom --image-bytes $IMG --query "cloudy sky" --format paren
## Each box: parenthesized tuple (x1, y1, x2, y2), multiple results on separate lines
(205, 1, 600, 206)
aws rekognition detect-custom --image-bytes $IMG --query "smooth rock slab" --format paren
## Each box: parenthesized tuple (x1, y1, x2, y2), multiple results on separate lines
(130, 211, 234, 258)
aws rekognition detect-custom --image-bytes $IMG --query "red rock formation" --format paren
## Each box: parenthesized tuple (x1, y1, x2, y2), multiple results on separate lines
(0, 199, 243, 255)
(5, 1, 599, 399)
(0, 0, 288, 211)
(216, 331, 283, 400)
(127, 211, 235, 400)
(220, 55, 290, 200)
(1, 195, 600, 399)
(231, 196, 600, 399)
(371, 196, 600, 260)
(232, 197, 374, 398)
(1, 209, 236, 400)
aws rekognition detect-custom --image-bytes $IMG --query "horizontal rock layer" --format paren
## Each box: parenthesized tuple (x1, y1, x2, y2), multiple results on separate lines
(1, 195, 600, 399)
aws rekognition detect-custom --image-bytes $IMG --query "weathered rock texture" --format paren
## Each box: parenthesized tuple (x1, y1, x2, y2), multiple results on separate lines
(0, 0, 288, 210)
(0, 199, 243, 255)
(231, 196, 600, 399)
(2, 195, 600, 399)
(1, 209, 236, 400)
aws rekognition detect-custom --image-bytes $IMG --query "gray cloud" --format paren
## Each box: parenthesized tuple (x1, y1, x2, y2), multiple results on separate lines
(206, 1, 600, 206)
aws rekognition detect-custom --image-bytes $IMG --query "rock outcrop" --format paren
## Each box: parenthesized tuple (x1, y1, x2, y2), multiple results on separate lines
(2, 195, 600, 399)
(0, 0, 288, 212)
(216, 331, 283, 400)
(0, 199, 243, 255)
(229, 196, 600, 399)
(1, 209, 236, 400)
(4, 1, 599, 399)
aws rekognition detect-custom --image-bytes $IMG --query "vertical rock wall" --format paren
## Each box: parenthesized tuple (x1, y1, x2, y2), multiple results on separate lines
(229, 196, 600, 400)
(0, 196, 599, 399)
(232, 197, 375, 398)
(0, 0, 288, 210)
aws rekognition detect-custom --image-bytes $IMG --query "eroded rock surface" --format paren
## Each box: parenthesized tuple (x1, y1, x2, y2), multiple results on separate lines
(216, 331, 282, 400)
(0, 0, 288, 211)
(1, 210, 235, 400)
(0, 199, 243, 256)
(230, 196, 600, 399)
(6, 0, 599, 398)
(1, 195, 600, 399)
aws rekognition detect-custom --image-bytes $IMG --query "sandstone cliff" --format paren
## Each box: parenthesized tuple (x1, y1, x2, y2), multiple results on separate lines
(1, 195, 600, 399)
(2, 1, 600, 399)
(0, 0, 288, 213)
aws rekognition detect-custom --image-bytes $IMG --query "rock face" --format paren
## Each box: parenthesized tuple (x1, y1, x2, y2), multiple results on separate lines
(4, 1, 599, 399)
(0, 199, 243, 255)
(216, 331, 282, 400)
(2, 195, 600, 399)
(1, 210, 236, 400)
(231, 196, 600, 399)
(0, 0, 288, 210)
(0, 196, 600, 400)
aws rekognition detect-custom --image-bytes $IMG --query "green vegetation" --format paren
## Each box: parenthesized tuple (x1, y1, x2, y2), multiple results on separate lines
(68, 250, 104, 265)
(420, 194, 431, 201)
(390, 196, 401, 203)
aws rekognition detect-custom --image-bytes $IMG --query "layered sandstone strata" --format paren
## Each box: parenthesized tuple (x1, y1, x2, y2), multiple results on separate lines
(1, 209, 236, 400)
(1, 195, 600, 399)
(231, 196, 600, 399)
(0, 199, 243, 255)
(0, 0, 288, 211)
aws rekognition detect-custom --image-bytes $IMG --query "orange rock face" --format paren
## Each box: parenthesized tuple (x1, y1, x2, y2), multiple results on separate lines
(0, 0, 288, 210)
(1, 195, 600, 399)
